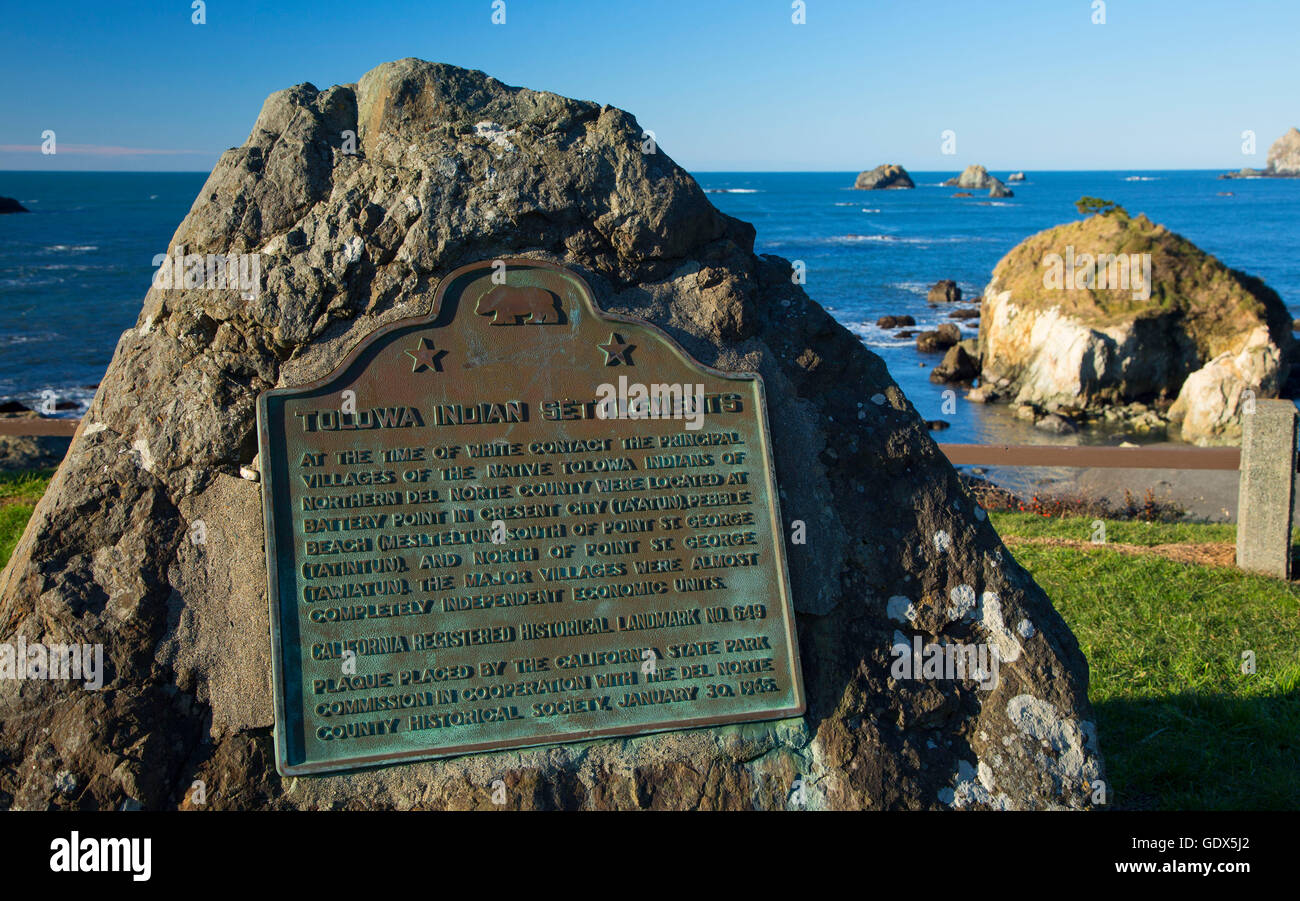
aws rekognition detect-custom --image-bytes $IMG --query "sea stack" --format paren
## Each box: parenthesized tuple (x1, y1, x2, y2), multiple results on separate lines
(1221, 127, 1300, 178)
(0, 59, 1101, 810)
(0, 196, 29, 214)
(945, 165, 1012, 197)
(975, 205, 1292, 444)
(1266, 127, 1300, 174)
(853, 164, 915, 189)
(943, 165, 995, 189)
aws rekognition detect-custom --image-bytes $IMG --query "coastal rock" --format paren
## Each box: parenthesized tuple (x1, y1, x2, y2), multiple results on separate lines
(977, 208, 1292, 444)
(1266, 127, 1300, 175)
(927, 280, 962, 304)
(0, 196, 29, 214)
(876, 314, 915, 328)
(943, 165, 996, 189)
(1167, 326, 1282, 443)
(1220, 167, 1268, 179)
(917, 323, 962, 352)
(930, 344, 980, 384)
(1220, 127, 1300, 179)
(948, 308, 980, 320)
(1007, 172, 1025, 182)
(988, 179, 1014, 198)
(0, 59, 1101, 811)
(853, 164, 915, 190)
(1033, 413, 1077, 435)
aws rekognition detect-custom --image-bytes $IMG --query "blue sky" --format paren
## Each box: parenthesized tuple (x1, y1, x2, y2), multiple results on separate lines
(2, 0, 1297, 172)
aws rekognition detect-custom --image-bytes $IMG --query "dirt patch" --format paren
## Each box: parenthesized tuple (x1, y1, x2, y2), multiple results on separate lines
(1004, 535, 1237, 568)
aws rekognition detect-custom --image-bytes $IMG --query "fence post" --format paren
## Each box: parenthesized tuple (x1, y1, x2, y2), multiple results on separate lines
(1236, 400, 1298, 579)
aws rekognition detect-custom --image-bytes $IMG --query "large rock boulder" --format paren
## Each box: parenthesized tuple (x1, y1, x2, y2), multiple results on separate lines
(0, 196, 29, 214)
(944, 165, 996, 189)
(928, 279, 962, 304)
(1266, 127, 1300, 175)
(977, 208, 1292, 444)
(0, 59, 1101, 810)
(930, 344, 980, 384)
(853, 164, 915, 190)
(1221, 127, 1300, 179)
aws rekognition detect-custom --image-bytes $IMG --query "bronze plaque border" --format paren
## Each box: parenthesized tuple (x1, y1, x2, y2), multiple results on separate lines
(257, 258, 805, 776)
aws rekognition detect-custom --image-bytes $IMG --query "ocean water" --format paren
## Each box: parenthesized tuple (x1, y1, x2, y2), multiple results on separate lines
(699, 171, 1300, 447)
(0, 172, 207, 415)
(2, 170, 1298, 448)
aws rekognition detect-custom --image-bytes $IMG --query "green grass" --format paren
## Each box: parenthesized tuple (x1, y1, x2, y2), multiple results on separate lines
(0, 470, 51, 570)
(994, 512, 1300, 810)
(991, 510, 1238, 545)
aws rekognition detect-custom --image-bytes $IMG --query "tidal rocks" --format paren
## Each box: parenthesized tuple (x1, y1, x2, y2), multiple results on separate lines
(948, 308, 980, 320)
(988, 179, 1014, 198)
(917, 322, 962, 352)
(977, 207, 1292, 444)
(853, 164, 915, 190)
(0, 196, 29, 214)
(876, 314, 915, 328)
(927, 279, 962, 304)
(1008, 172, 1026, 182)
(1033, 413, 1077, 435)
(0, 59, 1101, 811)
(930, 344, 980, 384)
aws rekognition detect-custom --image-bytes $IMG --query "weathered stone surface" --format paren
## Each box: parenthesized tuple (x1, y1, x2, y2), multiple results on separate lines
(1236, 400, 1298, 578)
(930, 344, 980, 384)
(918, 323, 962, 353)
(928, 280, 962, 304)
(1220, 127, 1300, 179)
(977, 208, 1292, 444)
(0, 59, 1101, 811)
(877, 314, 915, 328)
(853, 164, 915, 190)
(988, 179, 1014, 198)
(1266, 127, 1300, 175)
(944, 165, 997, 189)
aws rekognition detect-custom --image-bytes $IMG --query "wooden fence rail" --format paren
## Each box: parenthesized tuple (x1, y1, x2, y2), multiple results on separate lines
(937, 444, 1241, 470)
(0, 419, 80, 437)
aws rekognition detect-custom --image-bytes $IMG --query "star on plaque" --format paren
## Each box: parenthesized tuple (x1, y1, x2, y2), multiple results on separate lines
(405, 338, 446, 372)
(599, 332, 634, 366)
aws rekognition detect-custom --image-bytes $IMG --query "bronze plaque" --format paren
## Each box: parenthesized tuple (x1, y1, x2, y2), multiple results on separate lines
(258, 259, 804, 776)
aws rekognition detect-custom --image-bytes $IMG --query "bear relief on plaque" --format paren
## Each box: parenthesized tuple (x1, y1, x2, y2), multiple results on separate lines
(257, 258, 804, 776)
